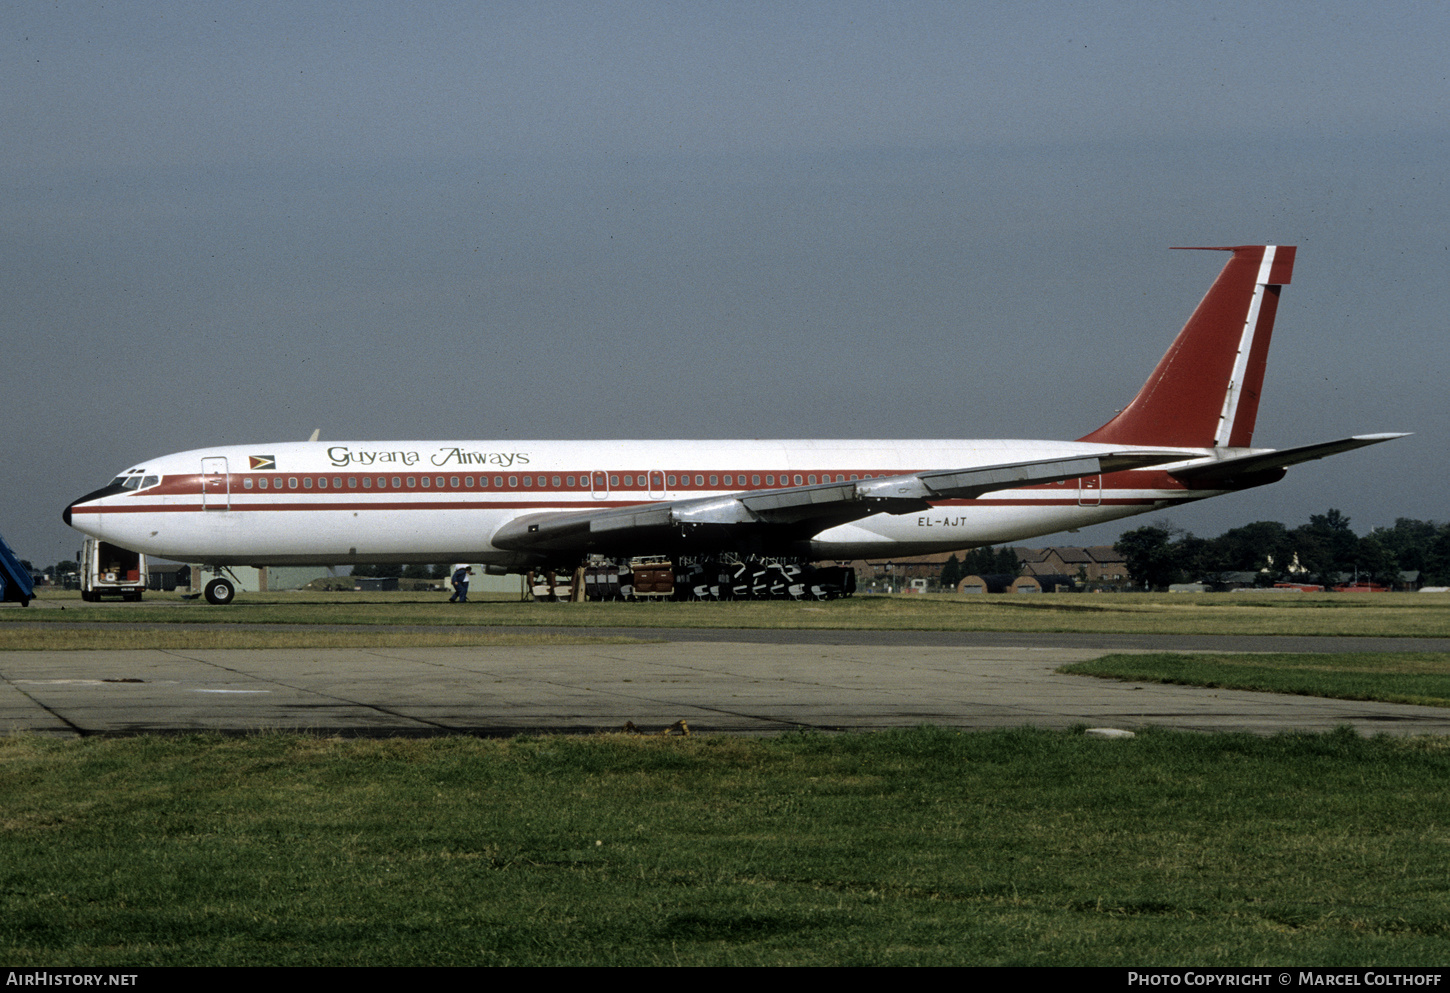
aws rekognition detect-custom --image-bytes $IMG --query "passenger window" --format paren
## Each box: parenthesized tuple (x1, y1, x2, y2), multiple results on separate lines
(348, 478, 357, 488)
(259, 478, 268, 489)
(421, 476, 430, 488)
(289, 477, 299, 489)
(667, 475, 676, 487)
(694, 475, 704, 486)
(508, 476, 517, 487)
(450, 477, 459, 488)
(394, 477, 403, 488)
(243, 478, 253, 490)
(318, 477, 327, 489)
(334, 477, 343, 488)
(493, 476, 503, 487)
(363, 477, 372, 488)
(752, 475, 760, 486)
(303, 477, 313, 489)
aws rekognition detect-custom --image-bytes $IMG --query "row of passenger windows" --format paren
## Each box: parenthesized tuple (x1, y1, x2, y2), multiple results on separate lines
(237, 472, 881, 492)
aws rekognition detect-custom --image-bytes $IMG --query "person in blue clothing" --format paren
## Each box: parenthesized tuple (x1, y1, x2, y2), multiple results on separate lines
(449, 566, 473, 603)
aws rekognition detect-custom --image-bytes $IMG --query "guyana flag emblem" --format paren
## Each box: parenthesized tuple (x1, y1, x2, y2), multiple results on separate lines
(249, 455, 277, 470)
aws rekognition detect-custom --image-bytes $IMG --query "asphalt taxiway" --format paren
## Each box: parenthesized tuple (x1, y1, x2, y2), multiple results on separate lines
(5, 635, 1450, 738)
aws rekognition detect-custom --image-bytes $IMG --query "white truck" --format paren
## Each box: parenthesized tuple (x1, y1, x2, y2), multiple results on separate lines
(80, 537, 146, 602)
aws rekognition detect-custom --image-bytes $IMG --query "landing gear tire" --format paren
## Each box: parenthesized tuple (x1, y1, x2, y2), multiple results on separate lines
(204, 578, 236, 605)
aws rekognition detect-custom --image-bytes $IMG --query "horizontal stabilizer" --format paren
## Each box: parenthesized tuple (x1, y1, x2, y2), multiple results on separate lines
(1171, 434, 1409, 486)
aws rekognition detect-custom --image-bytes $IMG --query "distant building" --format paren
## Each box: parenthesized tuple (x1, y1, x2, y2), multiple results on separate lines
(841, 551, 982, 592)
(1015, 546, 1128, 585)
(956, 573, 1015, 594)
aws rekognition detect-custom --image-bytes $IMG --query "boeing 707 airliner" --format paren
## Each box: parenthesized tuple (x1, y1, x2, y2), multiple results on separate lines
(64, 245, 1404, 603)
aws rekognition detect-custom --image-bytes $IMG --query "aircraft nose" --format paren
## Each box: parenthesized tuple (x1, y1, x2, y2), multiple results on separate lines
(63, 481, 129, 530)
(62, 493, 93, 528)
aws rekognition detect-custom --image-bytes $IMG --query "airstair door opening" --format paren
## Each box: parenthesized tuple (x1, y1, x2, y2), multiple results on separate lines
(201, 457, 230, 511)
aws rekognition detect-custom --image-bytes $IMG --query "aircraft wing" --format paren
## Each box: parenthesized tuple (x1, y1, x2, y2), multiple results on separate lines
(1170, 433, 1409, 486)
(491, 451, 1190, 556)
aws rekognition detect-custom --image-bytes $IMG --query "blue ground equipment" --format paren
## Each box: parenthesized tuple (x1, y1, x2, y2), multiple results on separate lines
(0, 530, 35, 606)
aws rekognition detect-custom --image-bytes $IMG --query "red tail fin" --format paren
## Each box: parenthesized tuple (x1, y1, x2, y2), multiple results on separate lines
(1079, 245, 1295, 448)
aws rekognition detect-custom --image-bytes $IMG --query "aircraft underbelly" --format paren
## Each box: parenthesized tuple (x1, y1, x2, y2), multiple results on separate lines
(809, 491, 1200, 557)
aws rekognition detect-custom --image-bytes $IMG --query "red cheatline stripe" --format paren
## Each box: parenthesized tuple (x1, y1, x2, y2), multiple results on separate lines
(72, 494, 1196, 515)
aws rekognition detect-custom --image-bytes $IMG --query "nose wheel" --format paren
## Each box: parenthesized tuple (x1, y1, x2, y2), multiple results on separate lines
(204, 577, 236, 605)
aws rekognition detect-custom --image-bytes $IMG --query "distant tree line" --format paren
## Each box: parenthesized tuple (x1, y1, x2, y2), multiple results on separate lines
(35, 511, 1445, 593)
(939, 546, 1020, 590)
(1114, 511, 1450, 591)
(22, 560, 76, 585)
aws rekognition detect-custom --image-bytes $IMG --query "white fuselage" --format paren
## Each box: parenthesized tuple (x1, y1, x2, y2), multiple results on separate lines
(64, 246, 1398, 579)
(67, 438, 1221, 568)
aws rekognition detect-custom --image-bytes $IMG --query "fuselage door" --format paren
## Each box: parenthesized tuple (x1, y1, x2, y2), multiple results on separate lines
(591, 471, 609, 500)
(201, 457, 230, 511)
(648, 470, 665, 499)
(1078, 474, 1102, 507)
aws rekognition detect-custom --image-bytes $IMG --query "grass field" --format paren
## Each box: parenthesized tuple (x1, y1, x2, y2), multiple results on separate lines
(1062, 652, 1450, 708)
(3, 726, 1448, 966)
(6, 594, 1450, 965)
(6, 590, 1450, 644)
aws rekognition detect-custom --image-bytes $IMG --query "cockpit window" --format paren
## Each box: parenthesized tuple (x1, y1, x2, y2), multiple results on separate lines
(111, 474, 159, 491)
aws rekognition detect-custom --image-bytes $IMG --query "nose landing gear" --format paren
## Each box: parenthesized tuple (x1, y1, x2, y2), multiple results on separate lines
(203, 573, 238, 605)
(203, 577, 236, 605)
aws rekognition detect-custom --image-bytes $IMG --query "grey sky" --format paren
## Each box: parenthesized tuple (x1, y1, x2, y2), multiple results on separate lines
(3, 2, 1445, 567)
